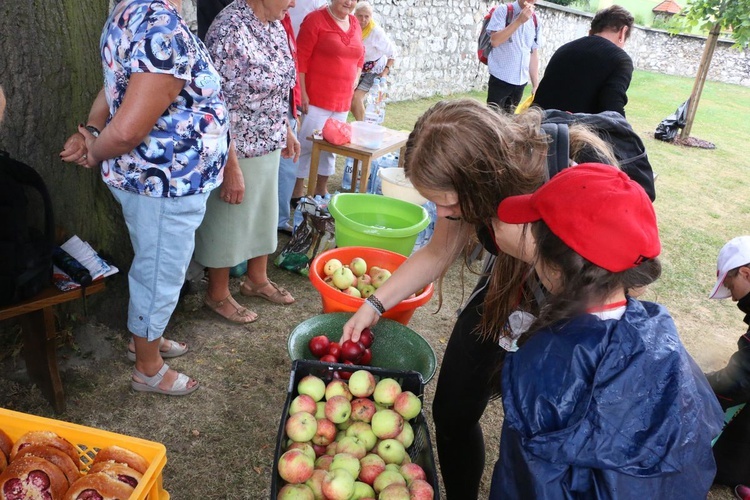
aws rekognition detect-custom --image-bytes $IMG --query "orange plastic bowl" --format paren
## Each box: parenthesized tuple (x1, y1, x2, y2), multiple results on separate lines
(309, 246, 434, 325)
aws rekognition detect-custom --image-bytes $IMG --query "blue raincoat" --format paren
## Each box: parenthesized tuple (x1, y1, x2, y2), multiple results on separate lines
(491, 298, 724, 499)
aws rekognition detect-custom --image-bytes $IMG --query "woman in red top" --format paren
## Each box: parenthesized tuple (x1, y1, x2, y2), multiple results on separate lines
(291, 0, 364, 200)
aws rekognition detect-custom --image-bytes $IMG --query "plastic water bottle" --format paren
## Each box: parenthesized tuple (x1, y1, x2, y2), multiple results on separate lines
(412, 201, 437, 253)
(364, 77, 381, 123)
(376, 77, 388, 124)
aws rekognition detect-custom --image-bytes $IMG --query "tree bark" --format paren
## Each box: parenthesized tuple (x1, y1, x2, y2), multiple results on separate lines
(681, 22, 721, 139)
(0, 0, 131, 265)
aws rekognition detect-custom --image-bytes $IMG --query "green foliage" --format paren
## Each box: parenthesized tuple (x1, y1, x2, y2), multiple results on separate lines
(679, 0, 750, 47)
(545, 0, 577, 6)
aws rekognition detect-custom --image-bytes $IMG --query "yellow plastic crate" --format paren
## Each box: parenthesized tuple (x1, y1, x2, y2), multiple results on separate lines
(0, 408, 169, 500)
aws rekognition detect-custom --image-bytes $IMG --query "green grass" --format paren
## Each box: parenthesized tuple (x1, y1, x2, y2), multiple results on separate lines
(382, 69, 750, 375)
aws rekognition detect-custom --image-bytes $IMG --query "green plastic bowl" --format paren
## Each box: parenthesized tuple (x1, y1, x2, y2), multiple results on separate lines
(287, 312, 437, 383)
(328, 193, 430, 256)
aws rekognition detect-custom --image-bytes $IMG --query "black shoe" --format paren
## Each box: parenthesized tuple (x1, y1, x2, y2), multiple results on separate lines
(290, 197, 302, 209)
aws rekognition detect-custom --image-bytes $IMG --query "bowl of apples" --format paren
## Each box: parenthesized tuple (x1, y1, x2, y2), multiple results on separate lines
(287, 312, 437, 383)
(309, 246, 434, 326)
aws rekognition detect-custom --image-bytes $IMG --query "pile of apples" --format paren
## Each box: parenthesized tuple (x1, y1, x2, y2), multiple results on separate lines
(276, 370, 435, 499)
(308, 328, 374, 375)
(322, 257, 391, 299)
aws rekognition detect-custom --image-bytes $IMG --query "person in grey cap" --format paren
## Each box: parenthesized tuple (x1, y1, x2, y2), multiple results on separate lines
(705, 235, 750, 497)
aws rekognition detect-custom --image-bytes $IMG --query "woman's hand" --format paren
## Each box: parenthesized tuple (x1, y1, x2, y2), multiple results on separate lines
(341, 304, 381, 344)
(300, 91, 310, 115)
(220, 144, 244, 204)
(60, 131, 92, 167)
(282, 125, 301, 162)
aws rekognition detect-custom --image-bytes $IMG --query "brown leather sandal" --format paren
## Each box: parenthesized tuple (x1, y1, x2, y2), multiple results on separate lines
(204, 294, 258, 323)
(240, 280, 295, 305)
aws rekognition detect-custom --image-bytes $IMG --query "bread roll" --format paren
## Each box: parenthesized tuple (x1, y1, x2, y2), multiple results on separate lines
(62, 473, 134, 500)
(87, 462, 142, 489)
(0, 455, 68, 500)
(14, 445, 80, 485)
(0, 430, 12, 461)
(91, 446, 148, 475)
(10, 432, 80, 471)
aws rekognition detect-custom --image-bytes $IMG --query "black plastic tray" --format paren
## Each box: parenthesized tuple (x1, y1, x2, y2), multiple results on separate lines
(270, 359, 439, 498)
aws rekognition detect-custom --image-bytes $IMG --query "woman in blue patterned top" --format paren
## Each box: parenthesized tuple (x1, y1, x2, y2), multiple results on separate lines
(61, 0, 238, 396)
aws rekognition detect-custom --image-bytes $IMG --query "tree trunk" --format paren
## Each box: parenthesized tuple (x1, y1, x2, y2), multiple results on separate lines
(0, 0, 131, 266)
(681, 22, 721, 139)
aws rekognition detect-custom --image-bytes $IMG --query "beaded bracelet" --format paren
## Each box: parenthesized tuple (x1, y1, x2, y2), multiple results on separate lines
(366, 295, 386, 316)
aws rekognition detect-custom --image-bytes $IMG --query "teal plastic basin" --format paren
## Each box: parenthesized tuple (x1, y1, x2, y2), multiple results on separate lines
(328, 193, 430, 256)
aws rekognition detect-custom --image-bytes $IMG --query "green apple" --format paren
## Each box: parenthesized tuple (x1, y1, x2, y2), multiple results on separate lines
(297, 375, 326, 402)
(373, 378, 402, 406)
(277, 483, 315, 499)
(379, 483, 410, 499)
(332, 266, 356, 290)
(325, 379, 353, 401)
(376, 438, 406, 465)
(336, 436, 366, 459)
(351, 480, 376, 499)
(371, 409, 404, 439)
(346, 421, 377, 451)
(322, 468, 356, 500)
(350, 257, 368, 277)
(329, 451, 362, 479)
(285, 411, 318, 443)
(348, 370, 376, 398)
(324, 258, 343, 276)
(395, 421, 414, 448)
(304, 469, 327, 499)
(290, 394, 318, 415)
(277, 448, 314, 484)
(393, 391, 422, 420)
(373, 469, 406, 494)
(325, 395, 352, 424)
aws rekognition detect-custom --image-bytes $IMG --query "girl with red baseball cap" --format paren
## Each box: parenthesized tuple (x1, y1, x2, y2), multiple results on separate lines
(490, 163, 724, 498)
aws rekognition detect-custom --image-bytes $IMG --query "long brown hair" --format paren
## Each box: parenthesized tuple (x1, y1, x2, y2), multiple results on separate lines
(403, 99, 617, 341)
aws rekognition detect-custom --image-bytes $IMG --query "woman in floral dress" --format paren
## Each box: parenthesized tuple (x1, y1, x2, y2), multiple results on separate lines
(195, 0, 300, 323)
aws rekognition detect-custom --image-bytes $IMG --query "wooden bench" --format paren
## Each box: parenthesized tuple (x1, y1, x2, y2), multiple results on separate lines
(0, 280, 106, 413)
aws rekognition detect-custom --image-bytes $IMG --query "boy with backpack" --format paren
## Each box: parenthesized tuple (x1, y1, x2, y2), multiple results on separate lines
(482, 0, 541, 112)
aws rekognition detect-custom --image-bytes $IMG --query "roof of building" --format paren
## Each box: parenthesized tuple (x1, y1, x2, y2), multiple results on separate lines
(653, 0, 682, 14)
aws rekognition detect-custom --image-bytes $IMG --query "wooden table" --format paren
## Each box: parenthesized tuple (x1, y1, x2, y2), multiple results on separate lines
(306, 128, 409, 196)
(0, 280, 106, 413)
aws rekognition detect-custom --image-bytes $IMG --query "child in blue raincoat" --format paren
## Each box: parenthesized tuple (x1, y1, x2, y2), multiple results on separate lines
(490, 163, 724, 499)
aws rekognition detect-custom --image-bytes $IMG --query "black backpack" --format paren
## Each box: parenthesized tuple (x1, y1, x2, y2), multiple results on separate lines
(541, 110, 656, 201)
(0, 150, 54, 306)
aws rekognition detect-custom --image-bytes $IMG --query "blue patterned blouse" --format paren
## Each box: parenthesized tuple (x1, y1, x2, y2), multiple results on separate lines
(100, 0, 231, 197)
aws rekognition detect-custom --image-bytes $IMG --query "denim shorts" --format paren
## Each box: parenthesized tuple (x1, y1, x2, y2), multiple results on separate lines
(109, 186, 210, 341)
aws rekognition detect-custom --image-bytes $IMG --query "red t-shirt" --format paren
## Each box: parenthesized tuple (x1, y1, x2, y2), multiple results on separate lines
(297, 8, 364, 112)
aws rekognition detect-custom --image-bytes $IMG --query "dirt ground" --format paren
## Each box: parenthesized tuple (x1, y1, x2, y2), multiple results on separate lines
(0, 217, 739, 498)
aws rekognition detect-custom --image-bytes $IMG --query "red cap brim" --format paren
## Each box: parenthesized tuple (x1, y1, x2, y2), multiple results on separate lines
(497, 193, 539, 224)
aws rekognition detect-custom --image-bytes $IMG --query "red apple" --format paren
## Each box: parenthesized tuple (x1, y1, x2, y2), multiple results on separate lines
(320, 354, 338, 364)
(359, 348, 372, 366)
(341, 340, 364, 363)
(359, 328, 374, 348)
(340, 361, 355, 380)
(309, 335, 331, 358)
(328, 342, 342, 361)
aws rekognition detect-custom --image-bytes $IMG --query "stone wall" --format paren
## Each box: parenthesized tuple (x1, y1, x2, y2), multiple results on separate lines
(182, 0, 750, 101)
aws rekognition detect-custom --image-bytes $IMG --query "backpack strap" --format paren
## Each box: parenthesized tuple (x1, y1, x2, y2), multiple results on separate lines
(0, 150, 55, 246)
(540, 123, 570, 179)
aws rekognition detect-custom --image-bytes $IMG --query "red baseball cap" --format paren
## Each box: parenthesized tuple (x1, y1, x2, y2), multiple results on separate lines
(497, 163, 660, 272)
